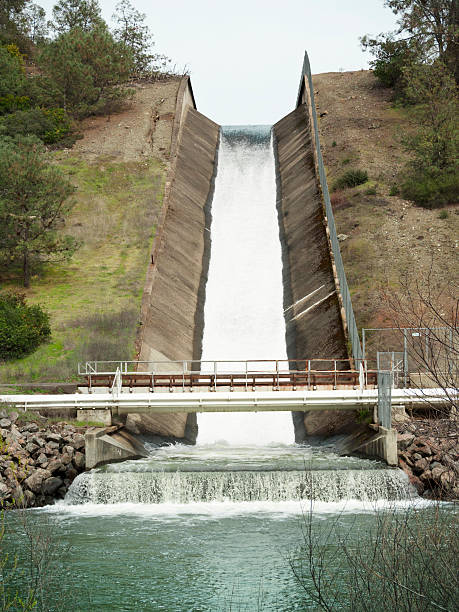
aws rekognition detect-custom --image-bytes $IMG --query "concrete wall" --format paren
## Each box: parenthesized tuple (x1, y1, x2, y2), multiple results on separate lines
(274, 104, 351, 441)
(135, 80, 219, 443)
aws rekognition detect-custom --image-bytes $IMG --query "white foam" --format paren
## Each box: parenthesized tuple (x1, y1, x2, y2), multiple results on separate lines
(198, 126, 293, 445)
(44, 497, 437, 520)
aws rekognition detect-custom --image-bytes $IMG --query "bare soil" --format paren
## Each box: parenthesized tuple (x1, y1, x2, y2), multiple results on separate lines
(312, 71, 458, 332)
(74, 78, 181, 165)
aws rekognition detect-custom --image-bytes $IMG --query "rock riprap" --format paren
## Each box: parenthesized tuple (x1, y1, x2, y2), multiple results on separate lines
(396, 419, 458, 500)
(0, 410, 86, 508)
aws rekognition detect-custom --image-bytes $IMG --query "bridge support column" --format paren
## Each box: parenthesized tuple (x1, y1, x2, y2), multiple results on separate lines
(358, 426, 398, 466)
(77, 409, 112, 426)
(85, 426, 148, 470)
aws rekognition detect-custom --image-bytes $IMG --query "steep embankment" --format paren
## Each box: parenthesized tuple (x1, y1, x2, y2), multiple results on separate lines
(312, 70, 458, 341)
(0, 79, 182, 387)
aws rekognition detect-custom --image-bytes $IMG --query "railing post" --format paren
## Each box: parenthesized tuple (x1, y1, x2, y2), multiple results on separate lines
(377, 371, 392, 429)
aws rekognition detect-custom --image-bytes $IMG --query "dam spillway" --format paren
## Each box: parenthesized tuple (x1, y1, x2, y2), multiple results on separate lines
(198, 126, 293, 445)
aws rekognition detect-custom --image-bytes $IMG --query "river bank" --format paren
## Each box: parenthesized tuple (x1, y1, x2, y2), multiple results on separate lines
(396, 419, 458, 501)
(0, 409, 87, 508)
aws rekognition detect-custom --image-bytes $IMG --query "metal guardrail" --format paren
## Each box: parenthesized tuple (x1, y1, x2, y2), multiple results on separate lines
(78, 359, 374, 392)
(78, 358, 353, 376)
(297, 52, 363, 365)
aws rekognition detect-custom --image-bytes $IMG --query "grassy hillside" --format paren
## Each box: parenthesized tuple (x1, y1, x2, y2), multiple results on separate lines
(313, 70, 458, 333)
(0, 153, 165, 384)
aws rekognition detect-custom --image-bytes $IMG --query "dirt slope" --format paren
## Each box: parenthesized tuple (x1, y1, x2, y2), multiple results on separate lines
(312, 70, 458, 342)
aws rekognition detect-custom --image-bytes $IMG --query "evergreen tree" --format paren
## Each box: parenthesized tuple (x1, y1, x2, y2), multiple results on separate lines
(38, 22, 133, 117)
(112, 0, 154, 74)
(362, 1, 459, 88)
(0, 135, 78, 287)
(50, 0, 102, 35)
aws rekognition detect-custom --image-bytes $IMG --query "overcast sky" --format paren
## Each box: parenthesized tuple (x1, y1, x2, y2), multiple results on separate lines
(38, 0, 397, 125)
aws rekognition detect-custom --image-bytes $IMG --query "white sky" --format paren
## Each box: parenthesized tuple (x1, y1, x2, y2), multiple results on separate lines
(38, 0, 397, 124)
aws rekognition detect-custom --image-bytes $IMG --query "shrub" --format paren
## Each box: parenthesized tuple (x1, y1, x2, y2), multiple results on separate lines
(0, 94, 31, 115)
(330, 190, 351, 211)
(333, 169, 368, 191)
(0, 293, 51, 360)
(438, 210, 449, 219)
(401, 170, 459, 208)
(389, 184, 400, 196)
(0, 107, 73, 143)
(365, 185, 377, 195)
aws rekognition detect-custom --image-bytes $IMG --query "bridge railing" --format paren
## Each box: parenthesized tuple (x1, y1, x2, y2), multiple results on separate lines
(78, 359, 380, 392)
(78, 358, 356, 376)
(297, 52, 363, 365)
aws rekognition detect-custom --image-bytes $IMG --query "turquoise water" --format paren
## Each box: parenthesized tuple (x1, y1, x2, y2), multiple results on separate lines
(4, 445, 447, 612)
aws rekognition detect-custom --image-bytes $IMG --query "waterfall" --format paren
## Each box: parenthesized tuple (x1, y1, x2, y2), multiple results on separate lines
(198, 126, 293, 445)
(66, 466, 415, 505)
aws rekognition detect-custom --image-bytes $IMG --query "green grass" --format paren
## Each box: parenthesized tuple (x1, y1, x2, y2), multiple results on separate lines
(0, 154, 166, 383)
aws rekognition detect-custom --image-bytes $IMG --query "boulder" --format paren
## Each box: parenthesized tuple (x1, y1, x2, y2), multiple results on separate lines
(413, 458, 429, 472)
(73, 452, 85, 469)
(47, 459, 62, 474)
(42, 477, 63, 496)
(46, 433, 62, 443)
(0, 419, 12, 428)
(24, 468, 51, 494)
(63, 445, 74, 457)
(397, 433, 415, 450)
(0, 481, 10, 499)
(71, 434, 85, 450)
(60, 453, 72, 466)
(25, 442, 39, 455)
(31, 435, 45, 447)
(24, 423, 39, 433)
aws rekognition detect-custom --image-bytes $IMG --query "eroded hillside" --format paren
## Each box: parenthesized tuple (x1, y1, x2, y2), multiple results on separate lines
(313, 70, 458, 335)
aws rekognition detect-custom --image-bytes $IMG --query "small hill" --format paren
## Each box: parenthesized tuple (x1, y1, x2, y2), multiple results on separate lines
(0, 79, 181, 386)
(312, 70, 458, 334)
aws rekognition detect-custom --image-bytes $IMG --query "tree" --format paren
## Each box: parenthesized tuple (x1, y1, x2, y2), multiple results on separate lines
(400, 60, 458, 207)
(38, 22, 133, 118)
(387, 0, 459, 82)
(382, 263, 458, 424)
(362, 1, 459, 87)
(0, 44, 26, 100)
(49, 0, 102, 35)
(0, 0, 30, 49)
(21, 2, 48, 45)
(112, 0, 154, 74)
(0, 135, 78, 287)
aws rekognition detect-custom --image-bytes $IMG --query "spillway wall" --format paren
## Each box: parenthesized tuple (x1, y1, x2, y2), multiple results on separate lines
(136, 79, 219, 443)
(274, 60, 359, 440)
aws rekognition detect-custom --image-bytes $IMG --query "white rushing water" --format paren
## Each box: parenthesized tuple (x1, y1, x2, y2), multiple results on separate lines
(198, 126, 293, 445)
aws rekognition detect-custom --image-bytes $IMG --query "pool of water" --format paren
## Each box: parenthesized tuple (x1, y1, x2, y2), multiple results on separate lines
(5, 495, 444, 612)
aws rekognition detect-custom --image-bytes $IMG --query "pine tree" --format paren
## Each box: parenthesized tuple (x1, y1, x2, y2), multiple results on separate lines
(50, 0, 102, 35)
(0, 135, 78, 287)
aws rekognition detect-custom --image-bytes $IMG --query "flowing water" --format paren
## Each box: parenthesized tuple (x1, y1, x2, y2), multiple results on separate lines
(198, 126, 292, 445)
(6, 126, 446, 610)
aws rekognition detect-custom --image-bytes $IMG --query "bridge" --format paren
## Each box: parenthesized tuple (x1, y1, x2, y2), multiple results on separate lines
(0, 358, 453, 469)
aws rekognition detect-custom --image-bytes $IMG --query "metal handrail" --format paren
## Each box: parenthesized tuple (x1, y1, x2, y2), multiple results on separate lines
(78, 358, 356, 376)
(297, 51, 363, 364)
